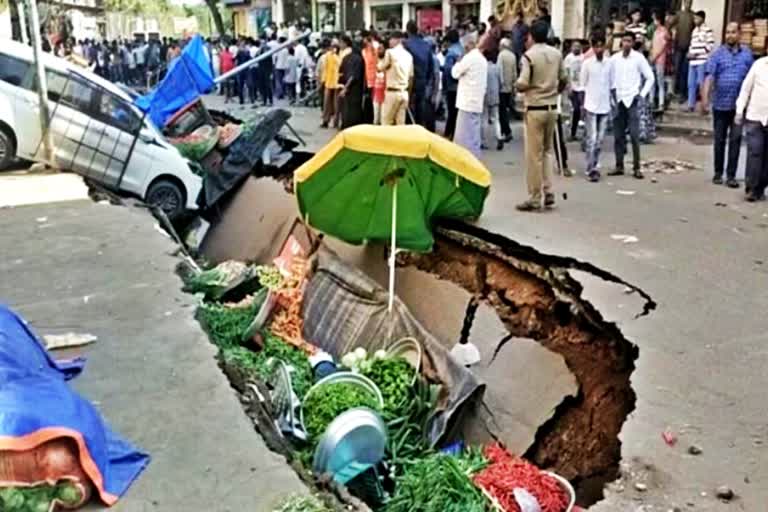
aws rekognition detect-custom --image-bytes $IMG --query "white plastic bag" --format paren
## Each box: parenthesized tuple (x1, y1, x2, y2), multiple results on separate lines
(513, 488, 542, 512)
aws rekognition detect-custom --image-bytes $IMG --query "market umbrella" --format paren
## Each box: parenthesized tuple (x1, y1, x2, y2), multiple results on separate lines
(294, 124, 491, 317)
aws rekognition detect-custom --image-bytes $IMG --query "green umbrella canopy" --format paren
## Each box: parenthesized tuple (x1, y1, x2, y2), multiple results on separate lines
(294, 125, 492, 253)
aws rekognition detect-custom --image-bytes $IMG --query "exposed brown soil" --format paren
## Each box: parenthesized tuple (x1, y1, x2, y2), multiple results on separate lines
(402, 221, 653, 501)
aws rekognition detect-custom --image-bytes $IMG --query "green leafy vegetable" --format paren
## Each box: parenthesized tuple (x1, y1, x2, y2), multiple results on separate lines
(255, 265, 283, 290)
(220, 331, 313, 397)
(362, 356, 415, 417)
(185, 261, 255, 300)
(0, 483, 82, 512)
(197, 297, 261, 348)
(384, 452, 489, 512)
(302, 382, 380, 440)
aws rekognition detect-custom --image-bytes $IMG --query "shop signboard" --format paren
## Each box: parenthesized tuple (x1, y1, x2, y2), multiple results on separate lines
(417, 7, 442, 31)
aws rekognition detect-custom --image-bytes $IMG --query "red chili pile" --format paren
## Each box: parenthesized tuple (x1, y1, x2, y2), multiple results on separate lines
(473, 443, 569, 512)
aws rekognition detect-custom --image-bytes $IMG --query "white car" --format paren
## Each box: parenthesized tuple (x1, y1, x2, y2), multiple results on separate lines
(0, 39, 202, 219)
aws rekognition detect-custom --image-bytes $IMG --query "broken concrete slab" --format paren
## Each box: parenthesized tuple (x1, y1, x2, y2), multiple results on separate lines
(0, 200, 307, 511)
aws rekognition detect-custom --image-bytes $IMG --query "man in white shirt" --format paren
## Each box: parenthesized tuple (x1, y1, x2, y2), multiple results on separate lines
(294, 42, 311, 97)
(735, 56, 768, 201)
(564, 40, 584, 141)
(378, 32, 414, 125)
(451, 33, 488, 158)
(581, 33, 612, 182)
(274, 37, 290, 99)
(609, 32, 654, 179)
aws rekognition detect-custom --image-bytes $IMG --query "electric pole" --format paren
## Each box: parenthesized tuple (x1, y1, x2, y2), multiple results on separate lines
(26, 0, 54, 163)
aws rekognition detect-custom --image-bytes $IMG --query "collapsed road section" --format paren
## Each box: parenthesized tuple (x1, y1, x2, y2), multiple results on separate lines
(172, 173, 654, 511)
(403, 221, 653, 495)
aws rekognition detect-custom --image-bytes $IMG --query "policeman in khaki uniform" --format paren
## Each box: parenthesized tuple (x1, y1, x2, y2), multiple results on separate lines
(515, 20, 569, 211)
(378, 31, 414, 125)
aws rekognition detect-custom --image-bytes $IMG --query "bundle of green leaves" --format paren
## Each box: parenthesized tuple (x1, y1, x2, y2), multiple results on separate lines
(302, 382, 381, 440)
(362, 356, 415, 418)
(197, 298, 260, 348)
(219, 331, 313, 397)
(0, 483, 81, 512)
(384, 450, 489, 512)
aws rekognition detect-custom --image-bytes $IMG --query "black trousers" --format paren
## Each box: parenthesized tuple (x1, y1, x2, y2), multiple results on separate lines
(713, 109, 742, 179)
(258, 72, 273, 105)
(569, 90, 585, 138)
(554, 115, 569, 169)
(411, 88, 427, 127)
(444, 90, 458, 139)
(614, 98, 641, 171)
(499, 92, 513, 138)
(745, 121, 768, 197)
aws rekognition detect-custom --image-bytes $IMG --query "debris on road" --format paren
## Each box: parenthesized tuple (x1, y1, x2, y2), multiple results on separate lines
(611, 234, 640, 244)
(716, 486, 735, 501)
(43, 332, 98, 350)
(640, 159, 701, 174)
(634, 482, 648, 492)
(687, 445, 703, 456)
(616, 190, 636, 196)
(661, 430, 677, 447)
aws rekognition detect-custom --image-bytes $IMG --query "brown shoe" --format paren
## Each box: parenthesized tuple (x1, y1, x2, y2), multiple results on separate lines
(516, 200, 542, 212)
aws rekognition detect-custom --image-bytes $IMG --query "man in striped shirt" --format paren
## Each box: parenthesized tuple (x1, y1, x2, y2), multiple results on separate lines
(687, 10, 715, 111)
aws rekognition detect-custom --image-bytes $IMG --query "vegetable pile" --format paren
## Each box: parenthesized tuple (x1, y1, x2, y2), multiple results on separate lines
(197, 295, 262, 348)
(302, 382, 381, 440)
(168, 125, 219, 161)
(384, 450, 489, 512)
(362, 356, 415, 418)
(185, 261, 253, 300)
(220, 331, 313, 397)
(0, 483, 82, 512)
(473, 443, 569, 512)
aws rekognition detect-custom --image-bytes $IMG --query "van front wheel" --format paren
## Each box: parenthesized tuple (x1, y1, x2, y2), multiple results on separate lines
(146, 178, 185, 220)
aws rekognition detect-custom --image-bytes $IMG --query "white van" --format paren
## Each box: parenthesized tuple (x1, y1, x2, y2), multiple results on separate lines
(0, 39, 202, 219)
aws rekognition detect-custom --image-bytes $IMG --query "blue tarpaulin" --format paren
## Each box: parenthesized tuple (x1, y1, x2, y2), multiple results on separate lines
(0, 304, 149, 505)
(135, 35, 214, 128)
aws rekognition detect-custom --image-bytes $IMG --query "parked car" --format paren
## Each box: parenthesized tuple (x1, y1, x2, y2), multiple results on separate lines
(0, 39, 202, 219)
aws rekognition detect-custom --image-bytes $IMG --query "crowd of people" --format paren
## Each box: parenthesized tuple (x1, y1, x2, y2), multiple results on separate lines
(48, 6, 768, 207)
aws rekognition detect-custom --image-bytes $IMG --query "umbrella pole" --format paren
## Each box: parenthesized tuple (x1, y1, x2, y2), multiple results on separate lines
(388, 182, 398, 315)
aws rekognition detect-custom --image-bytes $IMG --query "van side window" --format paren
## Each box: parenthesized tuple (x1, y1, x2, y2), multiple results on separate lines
(45, 71, 98, 112)
(0, 54, 32, 88)
(97, 90, 141, 134)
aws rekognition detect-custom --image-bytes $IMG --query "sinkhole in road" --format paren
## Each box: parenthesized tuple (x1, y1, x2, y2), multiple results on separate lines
(397, 220, 654, 507)
(175, 174, 656, 509)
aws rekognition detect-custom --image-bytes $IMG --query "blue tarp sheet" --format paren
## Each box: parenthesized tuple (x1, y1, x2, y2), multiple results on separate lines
(0, 304, 149, 505)
(135, 35, 214, 128)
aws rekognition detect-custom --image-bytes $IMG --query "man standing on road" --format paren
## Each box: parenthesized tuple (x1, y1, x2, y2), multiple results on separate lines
(581, 33, 612, 182)
(702, 22, 753, 188)
(515, 20, 568, 212)
(274, 37, 290, 99)
(320, 43, 341, 128)
(675, 0, 695, 100)
(442, 30, 463, 138)
(687, 10, 715, 111)
(378, 32, 414, 126)
(452, 34, 487, 158)
(404, 20, 434, 129)
(498, 38, 517, 142)
(735, 56, 768, 202)
(609, 33, 654, 180)
(510, 10, 528, 69)
(564, 41, 585, 141)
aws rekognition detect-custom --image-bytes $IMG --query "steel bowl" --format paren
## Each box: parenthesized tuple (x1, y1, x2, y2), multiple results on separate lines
(386, 337, 422, 384)
(312, 407, 388, 483)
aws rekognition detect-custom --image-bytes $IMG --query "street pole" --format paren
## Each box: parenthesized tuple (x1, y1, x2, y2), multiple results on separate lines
(26, 0, 54, 163)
